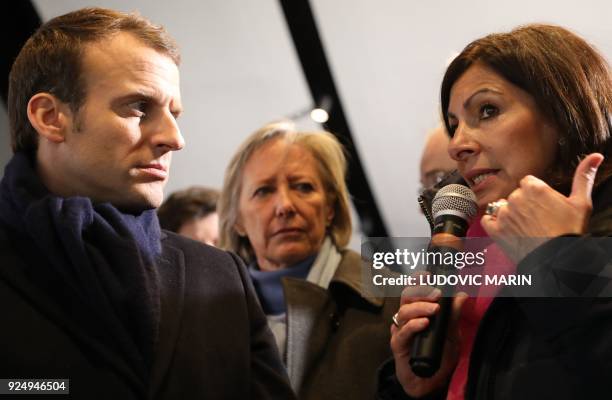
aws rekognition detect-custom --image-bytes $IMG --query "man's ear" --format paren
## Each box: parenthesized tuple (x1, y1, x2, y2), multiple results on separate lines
(27, 93, 72, 143)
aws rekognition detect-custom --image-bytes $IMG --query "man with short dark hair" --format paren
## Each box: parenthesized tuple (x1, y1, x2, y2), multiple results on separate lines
(158, 186, 220, 246)
(0, 8, 294, 399)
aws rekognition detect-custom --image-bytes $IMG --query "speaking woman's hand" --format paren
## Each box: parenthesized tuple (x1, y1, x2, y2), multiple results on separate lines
(481, 153, 604, 262)
(390, 282, 468, 398)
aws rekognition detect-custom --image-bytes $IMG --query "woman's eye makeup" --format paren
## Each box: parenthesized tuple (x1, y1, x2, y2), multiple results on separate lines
(446, 103, 499, 135)
(479, 103, 499, 119)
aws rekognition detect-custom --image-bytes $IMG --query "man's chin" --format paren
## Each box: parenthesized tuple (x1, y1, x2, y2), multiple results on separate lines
(133, 184, 165, 206)
(111, 189, 163, 213)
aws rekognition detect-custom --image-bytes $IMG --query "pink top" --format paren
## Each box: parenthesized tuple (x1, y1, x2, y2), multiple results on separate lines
(446, 216, 515, 400)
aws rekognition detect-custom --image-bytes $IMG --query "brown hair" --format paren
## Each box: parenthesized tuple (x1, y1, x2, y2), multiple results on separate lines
(8, 7, 180, 155)
(441, 24, 612, 193)
(218, 121, 352, 263)
(158, 186, 220, 233)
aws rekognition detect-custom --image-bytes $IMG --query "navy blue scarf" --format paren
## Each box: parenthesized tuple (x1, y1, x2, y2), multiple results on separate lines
(248, 255, 315, 315)
(0, 152, 161, 387)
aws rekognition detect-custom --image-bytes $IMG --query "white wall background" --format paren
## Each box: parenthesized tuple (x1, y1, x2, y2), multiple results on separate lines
(1, 0, 610, 239)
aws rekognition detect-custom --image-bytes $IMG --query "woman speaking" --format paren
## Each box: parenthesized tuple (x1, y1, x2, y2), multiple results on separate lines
(384, 24, 612, 400)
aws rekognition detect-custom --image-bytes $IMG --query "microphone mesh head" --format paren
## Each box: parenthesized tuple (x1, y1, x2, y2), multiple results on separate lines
(432, 184, 477, 220)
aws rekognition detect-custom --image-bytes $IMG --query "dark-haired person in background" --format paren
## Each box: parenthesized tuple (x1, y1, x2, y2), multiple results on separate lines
(380, 24, 612, 399)
(158, 186, 220, 246)
(0, 7, 294, 399)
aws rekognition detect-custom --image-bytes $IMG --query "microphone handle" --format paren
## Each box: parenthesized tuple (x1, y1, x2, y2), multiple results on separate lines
(409, 295, 452, 378)
(409, 214, 468, 378)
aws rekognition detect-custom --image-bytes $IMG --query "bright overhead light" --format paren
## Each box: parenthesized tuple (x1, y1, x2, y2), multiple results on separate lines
(310, 108, 329, 123)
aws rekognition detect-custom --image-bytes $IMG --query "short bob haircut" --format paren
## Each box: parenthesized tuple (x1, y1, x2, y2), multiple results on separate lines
(218, 121, 352, 263)
(8, 7, 180, 156)
(441, 24, 612, 193)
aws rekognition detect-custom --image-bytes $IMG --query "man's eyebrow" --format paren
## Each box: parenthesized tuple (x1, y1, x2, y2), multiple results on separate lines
(171, 104, 183, 118)
(112, 89, 183, 116)
(113, 90, 161, 105)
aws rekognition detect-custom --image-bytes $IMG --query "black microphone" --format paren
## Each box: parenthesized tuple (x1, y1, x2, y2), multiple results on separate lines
(409, 184, 477, 378)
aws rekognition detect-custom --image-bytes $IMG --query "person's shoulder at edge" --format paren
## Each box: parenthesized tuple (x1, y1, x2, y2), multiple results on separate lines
(159, 228, 255, 288)
(161, 229, 231, 259)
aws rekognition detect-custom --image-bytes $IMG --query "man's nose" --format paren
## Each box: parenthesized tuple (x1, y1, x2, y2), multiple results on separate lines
(152, 111, 185, 152)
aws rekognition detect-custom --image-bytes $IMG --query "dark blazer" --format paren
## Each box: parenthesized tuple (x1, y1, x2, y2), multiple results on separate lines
(464, 176, 612, 400)
(0, 228, 295, 399)
(378, 177, 612, 400)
